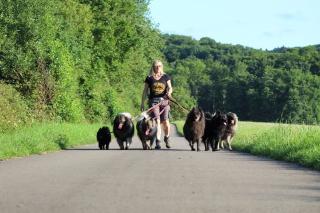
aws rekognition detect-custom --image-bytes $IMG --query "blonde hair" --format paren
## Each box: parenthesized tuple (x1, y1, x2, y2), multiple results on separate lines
(149, 60, 164, 76)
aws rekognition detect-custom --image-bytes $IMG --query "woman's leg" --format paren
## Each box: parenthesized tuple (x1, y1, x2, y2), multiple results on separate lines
(153, 118, 162, 149)
(161, 119, 171, 148)
(156, 119, 162, 141)
(161, 119, 170, 137)
(160, 102, 171, 148)
(151, 102, 162, 149)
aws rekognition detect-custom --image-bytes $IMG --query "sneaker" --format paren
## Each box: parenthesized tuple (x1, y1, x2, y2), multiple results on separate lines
(155, 140, 161, 150)
(164, 136, 171, 149)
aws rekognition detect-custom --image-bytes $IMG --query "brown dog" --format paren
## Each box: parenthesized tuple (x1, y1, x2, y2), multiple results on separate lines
(136, 114, 157, 150)
(220, 112, 238, 150)
(183, 107, 205, 151)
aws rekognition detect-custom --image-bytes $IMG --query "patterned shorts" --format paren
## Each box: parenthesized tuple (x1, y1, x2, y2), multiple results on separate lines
(149, 98, 170, 122)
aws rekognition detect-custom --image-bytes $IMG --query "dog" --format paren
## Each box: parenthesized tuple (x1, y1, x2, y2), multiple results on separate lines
(113, 112, 134, 150)
(220, 112, 238, 151)
(136, 113, 157, 150)
(203, 111, 228, 151)
(183, 107, 206, 151)
(96, 126, 112, 150)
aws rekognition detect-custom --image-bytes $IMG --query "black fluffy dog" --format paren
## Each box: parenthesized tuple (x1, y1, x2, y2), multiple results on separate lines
(96, 126, 112, 150)
(113, 113, 134, 150)
(183, 107, 206, 151)
(136, 114, 157, 150)
(203, 111, 228, 151)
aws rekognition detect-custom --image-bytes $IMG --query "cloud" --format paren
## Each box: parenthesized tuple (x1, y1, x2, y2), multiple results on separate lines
(262, 28, 295, 38)
(281, 28, 295, 34)
(276, 12, 304, 21)
(278, 13, 296, 20)
(262, 32, 273, 38)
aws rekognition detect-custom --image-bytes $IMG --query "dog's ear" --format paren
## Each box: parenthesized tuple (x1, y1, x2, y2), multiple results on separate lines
(211, 111, 216, 117)
(200, 110, 204, 120)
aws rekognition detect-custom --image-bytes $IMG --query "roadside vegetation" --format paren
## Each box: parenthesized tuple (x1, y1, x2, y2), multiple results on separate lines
(0, 122, 103, 160)
(174, 121, 320, 170)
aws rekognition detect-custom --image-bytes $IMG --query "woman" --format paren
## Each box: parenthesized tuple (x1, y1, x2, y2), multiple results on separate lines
(141, 60, 173, 149)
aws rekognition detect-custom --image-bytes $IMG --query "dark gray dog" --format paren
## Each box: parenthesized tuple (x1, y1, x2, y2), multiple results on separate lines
(203, 111, 228, 151)
(113, 113, 134, 150)
(183, 107, 206, 151)
(136, 114, 157, 150)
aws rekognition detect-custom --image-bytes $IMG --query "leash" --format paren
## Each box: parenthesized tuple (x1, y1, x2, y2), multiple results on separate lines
(166, 96, 190, 113)
(133, 100, 165, 121)
(145, 101, 163, 113)
(134, 96, 190, 121)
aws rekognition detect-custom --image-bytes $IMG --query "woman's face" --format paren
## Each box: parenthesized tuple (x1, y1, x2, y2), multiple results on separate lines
(153, 63, 162, 74)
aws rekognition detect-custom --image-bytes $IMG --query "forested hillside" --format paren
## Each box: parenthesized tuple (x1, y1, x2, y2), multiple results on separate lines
(1, 0, 320, 133)
(0, 0, 163, 132)
(163, 35, 320, 123)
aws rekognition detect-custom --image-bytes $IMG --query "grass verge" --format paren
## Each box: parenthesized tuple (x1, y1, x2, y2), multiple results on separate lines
(172, 121, 184, 136)
(0, 122, 103, 160)
(173, 121, 320, 170)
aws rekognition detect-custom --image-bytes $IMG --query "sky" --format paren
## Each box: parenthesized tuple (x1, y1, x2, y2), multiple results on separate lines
(149, 0, 320, 50)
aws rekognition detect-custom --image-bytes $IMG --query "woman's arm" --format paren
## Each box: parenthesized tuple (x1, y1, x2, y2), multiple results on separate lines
(167, 80, 173, 97)
(141, 83, 149, 111)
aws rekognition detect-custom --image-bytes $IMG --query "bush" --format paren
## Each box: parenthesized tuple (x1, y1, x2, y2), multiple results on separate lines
(54, 134, 70, 149)
(0, 82, 32, 133)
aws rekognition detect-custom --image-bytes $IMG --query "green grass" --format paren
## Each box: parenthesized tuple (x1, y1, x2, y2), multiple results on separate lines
(172, 121, 184, 136)
(0, 122, 104, 160)
(174, 121, 320, 170)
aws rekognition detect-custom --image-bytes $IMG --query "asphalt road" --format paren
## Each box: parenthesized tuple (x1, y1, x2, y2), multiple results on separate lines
(0, 125, 320, 213)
